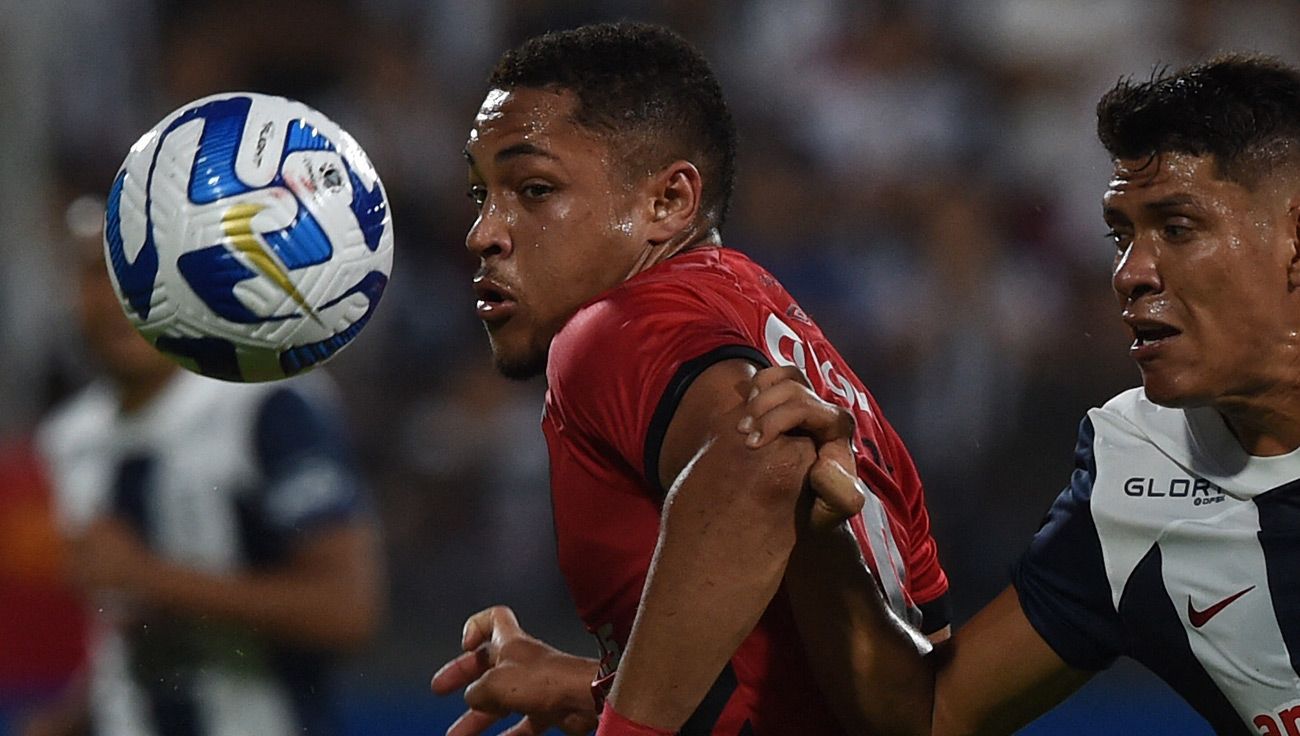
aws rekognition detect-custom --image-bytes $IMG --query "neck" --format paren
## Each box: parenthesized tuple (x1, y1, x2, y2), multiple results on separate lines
(624, 227, 721, 281)
(1216, 397, 1300, 456)
(115, 366, 178, 414)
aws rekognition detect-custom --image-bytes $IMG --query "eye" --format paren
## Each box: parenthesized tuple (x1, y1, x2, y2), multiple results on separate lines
(520, 182, 554, 201)
(1104, 228, 1131, 251)
(467, 185, 487, 209)
(1162, 222, 1193, 241)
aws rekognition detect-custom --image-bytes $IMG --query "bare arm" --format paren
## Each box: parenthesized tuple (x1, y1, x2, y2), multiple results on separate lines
(747, 367, 1092, 734)
(784, 515, 934, 735)
(788, 519, 1091, 735)
(931, 587, 1093, 734)
(605, 358, 815, 729)
(72, 517, 383, 651)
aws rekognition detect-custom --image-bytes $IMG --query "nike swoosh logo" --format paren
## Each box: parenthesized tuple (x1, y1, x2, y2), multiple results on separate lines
(1187, 585, 1255, 628)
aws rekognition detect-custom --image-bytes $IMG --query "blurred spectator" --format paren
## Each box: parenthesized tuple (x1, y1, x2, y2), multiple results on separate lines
(17, 203, 384, 736)
(0, 439, 87, 704)
(3, 1, 1300, 731)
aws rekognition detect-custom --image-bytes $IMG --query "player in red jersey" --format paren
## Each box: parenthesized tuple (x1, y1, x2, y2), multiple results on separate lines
(430, 22, 949, 736)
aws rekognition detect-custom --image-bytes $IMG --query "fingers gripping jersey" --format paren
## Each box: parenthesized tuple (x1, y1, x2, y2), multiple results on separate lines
(543, 247, 949, 735)
(1015, 388, 1300, 733)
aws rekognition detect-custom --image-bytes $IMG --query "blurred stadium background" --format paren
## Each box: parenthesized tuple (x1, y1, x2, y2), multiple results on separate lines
(3, 0, 1296, 733)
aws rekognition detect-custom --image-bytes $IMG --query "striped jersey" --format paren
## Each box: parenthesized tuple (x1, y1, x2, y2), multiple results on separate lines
(37, 370, 366, 736)
(1015, 387, 1300, 734)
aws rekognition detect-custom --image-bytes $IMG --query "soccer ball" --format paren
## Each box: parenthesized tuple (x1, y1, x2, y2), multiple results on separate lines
(104, 92, 394, 382)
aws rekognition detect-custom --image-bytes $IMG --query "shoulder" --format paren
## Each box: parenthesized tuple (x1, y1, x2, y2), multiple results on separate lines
(554, 268, 714, 340)
(1091, 386, 1183, 440)
(139, 372, 352, 470)
(544, 250, 768, 474)
(248, 373, 351, 451)
(1086, 387, 1209, 480)
(248, 371, 344, 416)
(548, 256, 748, 386)
(36, 382, 117, 461)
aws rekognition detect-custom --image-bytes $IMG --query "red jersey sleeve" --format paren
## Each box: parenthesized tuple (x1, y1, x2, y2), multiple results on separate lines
(875, 408, 950, 622)
(546, 282, 768, 494)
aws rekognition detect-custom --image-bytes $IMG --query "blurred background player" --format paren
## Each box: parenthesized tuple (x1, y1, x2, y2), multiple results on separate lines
(18, 198, 384, 736)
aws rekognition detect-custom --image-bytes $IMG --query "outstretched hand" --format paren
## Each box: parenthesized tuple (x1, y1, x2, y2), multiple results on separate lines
(738, 366, 866, 528)
(431, 606, 599, 736)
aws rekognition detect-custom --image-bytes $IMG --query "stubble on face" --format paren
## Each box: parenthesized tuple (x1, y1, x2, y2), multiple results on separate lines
(489, 334, 549, 380)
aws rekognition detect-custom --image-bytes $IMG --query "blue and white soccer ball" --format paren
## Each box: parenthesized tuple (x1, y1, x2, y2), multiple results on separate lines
(104, 92, 394, 382)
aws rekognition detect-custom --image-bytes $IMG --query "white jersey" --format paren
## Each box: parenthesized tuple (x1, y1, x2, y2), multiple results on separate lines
(37, 370, 365, 736)
(1014, 387, 1300, 734)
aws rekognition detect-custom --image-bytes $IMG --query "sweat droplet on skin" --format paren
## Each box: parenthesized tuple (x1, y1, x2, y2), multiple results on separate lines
(475, 89, 511, 127)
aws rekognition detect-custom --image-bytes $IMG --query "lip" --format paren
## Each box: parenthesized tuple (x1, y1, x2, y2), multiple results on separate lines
(1123, 314, 1182, 361)
(473, 274, 518, 324)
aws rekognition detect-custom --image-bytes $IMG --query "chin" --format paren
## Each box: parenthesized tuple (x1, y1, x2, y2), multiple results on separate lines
(494, 355, 546, 381)
(489, 340, 547, 381)
(1140, 373, 1206, 409)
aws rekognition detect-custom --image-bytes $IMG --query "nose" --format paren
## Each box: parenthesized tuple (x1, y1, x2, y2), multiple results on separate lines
(1112, 237, 1162, 303)
(466, 198, 511, 261)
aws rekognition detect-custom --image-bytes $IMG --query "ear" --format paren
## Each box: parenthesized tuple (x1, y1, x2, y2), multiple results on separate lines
(1289, 202, 1300, 290)
(644, 161, 703, 246)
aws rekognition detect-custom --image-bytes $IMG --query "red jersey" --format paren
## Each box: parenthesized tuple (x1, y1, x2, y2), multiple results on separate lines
(543, 247, 949, 735)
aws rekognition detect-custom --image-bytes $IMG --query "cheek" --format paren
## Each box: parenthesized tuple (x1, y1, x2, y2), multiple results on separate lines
(1192, 272, 1278, 347)
(522, 200, 591, 250)
(608, 210, 636, 238)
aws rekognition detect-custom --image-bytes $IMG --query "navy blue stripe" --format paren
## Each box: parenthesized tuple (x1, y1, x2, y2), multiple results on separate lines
(1253, 478, 1300, 679)
(255, 387, 355, 478)
(111, 454, 205, 735)
(253, 386, 363, 536)
(1013, 416, 1126, 669)
(1119, 544, 1249, 735)
(137, 671, 202, 736)
(111, 454, 155, 538)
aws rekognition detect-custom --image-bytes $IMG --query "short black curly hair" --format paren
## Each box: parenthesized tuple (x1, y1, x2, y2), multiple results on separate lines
(1097, 54, 1300, 188)
(488, 22, 737, 230)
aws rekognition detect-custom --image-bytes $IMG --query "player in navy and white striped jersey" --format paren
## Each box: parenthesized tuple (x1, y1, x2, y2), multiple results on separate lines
(22, 234, 383, 736)
(738, 55, 1300, 735)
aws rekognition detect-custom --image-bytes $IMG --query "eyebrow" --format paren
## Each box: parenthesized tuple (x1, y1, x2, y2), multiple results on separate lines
(1144, 194, 1203, 211)
(462, 142, 558, 167)
(1103, 193, 1204, 223)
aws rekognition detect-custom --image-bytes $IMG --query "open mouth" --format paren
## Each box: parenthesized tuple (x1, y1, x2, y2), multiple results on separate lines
(473, 278, 517, 323)
(1131, 323, 1180, 348)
